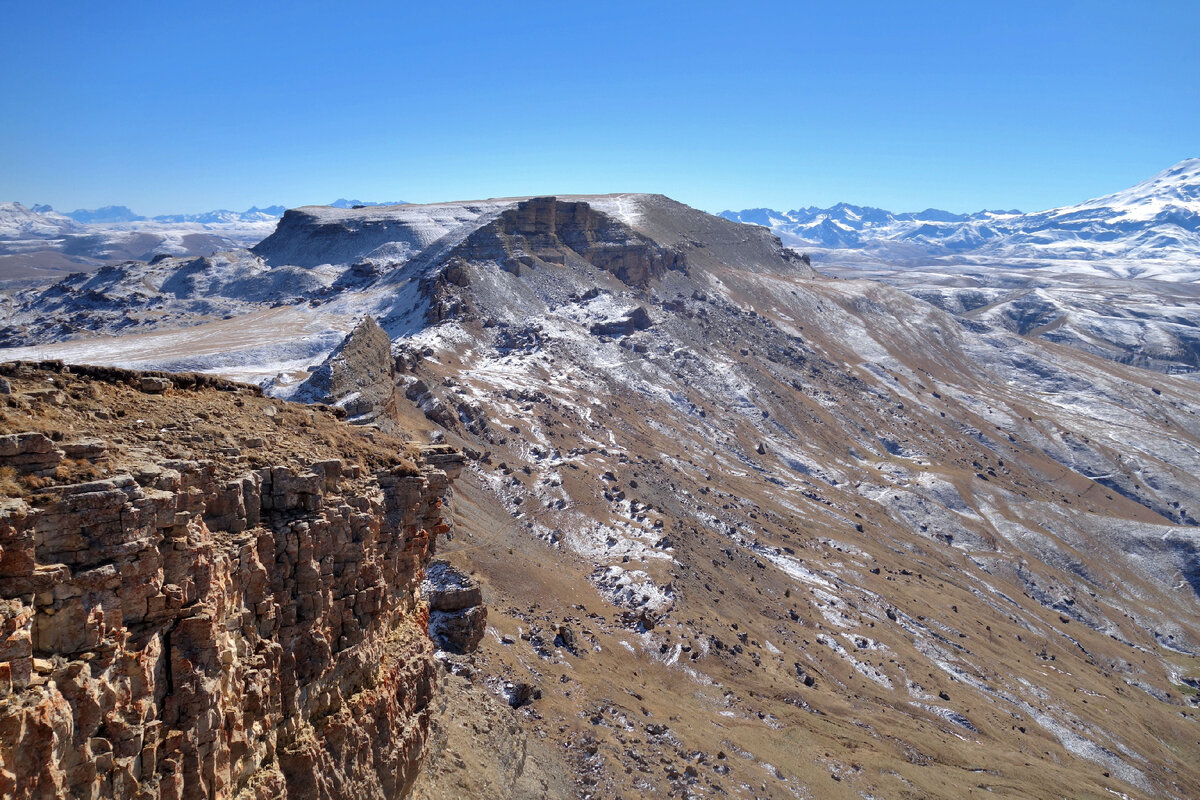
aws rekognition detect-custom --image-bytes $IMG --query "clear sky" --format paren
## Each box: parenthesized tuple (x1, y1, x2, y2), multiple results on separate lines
(2, 1, 1197, 216)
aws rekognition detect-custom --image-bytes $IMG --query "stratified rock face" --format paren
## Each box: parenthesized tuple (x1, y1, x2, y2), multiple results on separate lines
(454, 197, 688, 287)
(295, 316, 398, 427)
(422, 562, 486, 655)
(0, 365, 463, 800)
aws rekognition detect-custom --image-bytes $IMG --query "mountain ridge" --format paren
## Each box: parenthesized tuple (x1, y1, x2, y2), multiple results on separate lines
(1, 190, 1199, 797)
(721, 157, 1200, 263)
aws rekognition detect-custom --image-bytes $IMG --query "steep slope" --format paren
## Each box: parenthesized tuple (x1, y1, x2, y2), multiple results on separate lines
(365, 203, 1200, 799)
(2, 194, 1199, 798)
(0, 362, 463, 799)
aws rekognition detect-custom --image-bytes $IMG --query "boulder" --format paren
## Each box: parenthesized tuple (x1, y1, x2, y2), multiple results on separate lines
(423, 561, 487, 653)
(139, 376, 171, 394)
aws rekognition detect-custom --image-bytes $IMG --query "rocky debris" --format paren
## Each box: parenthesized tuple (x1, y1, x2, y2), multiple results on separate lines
(428, 607, 488, 656)
(794, 664, 817, 688)
(589, 306, 653, 337)
(554, 624, 582, 655)
(402, 377, 453, 426)
(424, 561, 487, 654)
(0, 367, 461, 800)
(501, 681, 541, 709)
(407, 672, 575, 800)
(0, 432, 63, 475)
(294, 316, 398, 427)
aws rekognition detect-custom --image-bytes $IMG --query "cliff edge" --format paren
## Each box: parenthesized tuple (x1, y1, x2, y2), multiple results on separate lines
(0, 361, 463, 800)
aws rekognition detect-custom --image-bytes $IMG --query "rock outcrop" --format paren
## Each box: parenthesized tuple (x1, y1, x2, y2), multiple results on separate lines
(294, 316, 399, 428)
(421, 563, 486, 655)
(0, 363, 465, 800)
(451, 197, 688, 287)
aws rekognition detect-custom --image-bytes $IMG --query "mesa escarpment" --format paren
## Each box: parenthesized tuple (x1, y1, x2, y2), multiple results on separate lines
(0, 362, 463, 800)
(450, 197, 689, 287)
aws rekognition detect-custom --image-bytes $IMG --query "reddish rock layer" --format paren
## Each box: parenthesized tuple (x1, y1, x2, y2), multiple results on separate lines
(0, 395, 462, 799)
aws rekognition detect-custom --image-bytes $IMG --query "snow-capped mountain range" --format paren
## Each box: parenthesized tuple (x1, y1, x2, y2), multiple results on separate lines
(722, 157, 1200, 266)
(721, 160, 1200, 374)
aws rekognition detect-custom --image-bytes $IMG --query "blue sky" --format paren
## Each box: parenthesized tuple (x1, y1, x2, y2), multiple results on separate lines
(2, 1, 1197, 215)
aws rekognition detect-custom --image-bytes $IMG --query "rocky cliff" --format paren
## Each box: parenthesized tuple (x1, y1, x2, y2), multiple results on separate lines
(0, 362, 463, 800)
(449, 197, 688, 286)
(294, 316, 400, 429)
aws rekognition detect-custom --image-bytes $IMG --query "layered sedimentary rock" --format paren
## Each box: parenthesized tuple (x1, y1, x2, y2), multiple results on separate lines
(421, 562, 486, 655)
(294, 316, 399, 428)
(0, 363, 464, 800)
(450, 197, 688, 287)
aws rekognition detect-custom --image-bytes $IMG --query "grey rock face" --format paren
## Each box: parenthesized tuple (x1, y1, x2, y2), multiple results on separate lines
(423, 561, 487, 653)
(294, 316, 398, 426)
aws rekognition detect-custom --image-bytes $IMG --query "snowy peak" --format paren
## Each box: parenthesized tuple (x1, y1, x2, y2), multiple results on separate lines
(150, 208, 284, 224)
(1050, 157, 1200, 220)
(723, 158, 1200, 263)
(0, 201, 79, 239)
(718, 204, 1004, 250)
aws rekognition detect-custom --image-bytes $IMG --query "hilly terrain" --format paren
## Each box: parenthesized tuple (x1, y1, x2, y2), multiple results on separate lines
(2, 193, 1200, 799)
(722, 159, 1200, 377)
(0, 200, 407, 284)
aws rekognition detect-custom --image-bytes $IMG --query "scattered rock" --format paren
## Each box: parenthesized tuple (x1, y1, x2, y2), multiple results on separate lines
(590, 307, 653, 337)
(139, 376, 171, 394)
(502, 681, 541, 708)
(555, 624, 582, 655)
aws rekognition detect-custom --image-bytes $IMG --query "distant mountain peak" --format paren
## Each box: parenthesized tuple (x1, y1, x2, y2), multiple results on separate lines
(65, 205, 145, 223)
(1063, 157, 1200, 215)
(328, 198, 408, 209)
(721, 158, 1200, 262)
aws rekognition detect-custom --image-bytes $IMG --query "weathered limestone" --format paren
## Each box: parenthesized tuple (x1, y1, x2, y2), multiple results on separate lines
(0, 447, 463, 800)
(422, 562, 487, 655)
(0, 432, 63, 476)
(431, 197, 688, 301)
(294, 317, 399, 428)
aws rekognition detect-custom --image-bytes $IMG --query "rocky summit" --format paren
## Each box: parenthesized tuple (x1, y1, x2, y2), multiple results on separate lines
(1, 193, 1199, 799)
